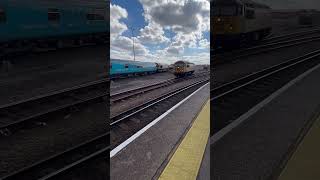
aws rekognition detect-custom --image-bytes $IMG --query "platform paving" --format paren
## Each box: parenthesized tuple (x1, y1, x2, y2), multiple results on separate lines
(278, 113, 320, 180)
(212, 61, 320, 180)
(110, 83, 210, 180)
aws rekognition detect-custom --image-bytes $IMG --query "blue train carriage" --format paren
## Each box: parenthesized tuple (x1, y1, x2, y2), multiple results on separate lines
(110, 59, 157, 79)
(0, 0, 107, 50)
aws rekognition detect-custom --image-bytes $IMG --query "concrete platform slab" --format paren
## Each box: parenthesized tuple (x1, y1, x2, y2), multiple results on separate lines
(278, 113, 320, 180)
(212, 61, 320, 180)
(159, 100, 210, 180)
(111, 84, 210, 180)
(197, 139, 210, 180)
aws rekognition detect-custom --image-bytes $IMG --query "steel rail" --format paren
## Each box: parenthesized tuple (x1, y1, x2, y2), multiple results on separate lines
(210, 49, 320, 133)
(211, 49, 320, 100)
(0, 79, 108, 134)
(110, 72, 209, 103)
(1, 132, 109, 180)
(110, 78, 210, 126)
(212, 35, 320, 65)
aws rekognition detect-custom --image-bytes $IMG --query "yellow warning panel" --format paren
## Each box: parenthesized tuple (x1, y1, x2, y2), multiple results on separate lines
(159, 100, 210, 180)
(279, 115, 320, 180)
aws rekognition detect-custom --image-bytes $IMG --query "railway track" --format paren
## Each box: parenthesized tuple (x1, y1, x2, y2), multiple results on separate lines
(110, 72, 208, 103)
(1, 132, 109, 180)
(0, 79, 108, 136)
(212, 34, 320, 65)
(0, 40, 108, 59)
(212, 27, 320, 62)
(210, 49, 320, 135)
(262, 27, 320, 44)
(110, 77, 209, 150)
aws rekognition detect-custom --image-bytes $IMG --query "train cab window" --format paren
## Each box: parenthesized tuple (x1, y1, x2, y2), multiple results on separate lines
(245, 9, 255, 19)
(213, 6, 238, 16)
(48, 8, 60, 24)
(213, 7, 220, 16)
(0, 9, 6, 23)
(125, 64, 129, 68)
(187, 65, 190, 68)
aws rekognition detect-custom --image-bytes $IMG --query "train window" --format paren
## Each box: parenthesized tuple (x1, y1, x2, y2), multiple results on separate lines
(245, 9, 255, 19)
(221, 6, 237, 16)
(125, 64, 129, 68)
(87, 13, 105, 21)
(0, 9, 6, 23)
(87, 8, 106, 21)
(87, 9, 105, 21)
(48, 8, 60, 24)
(213, 6, 237, 16)
(213, 7, 220, 16)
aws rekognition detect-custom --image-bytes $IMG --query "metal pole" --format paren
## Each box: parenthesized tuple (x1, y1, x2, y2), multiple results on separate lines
(130, 27, 136, 61)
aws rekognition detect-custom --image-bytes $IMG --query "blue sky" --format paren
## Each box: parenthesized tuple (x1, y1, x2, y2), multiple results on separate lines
(110, 0, 210, 65)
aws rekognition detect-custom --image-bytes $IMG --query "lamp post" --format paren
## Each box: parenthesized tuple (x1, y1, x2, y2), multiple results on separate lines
(129, 27, 136, 61)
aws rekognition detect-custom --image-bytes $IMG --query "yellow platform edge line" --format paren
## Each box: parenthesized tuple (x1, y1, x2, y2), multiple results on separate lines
(159, 100, 210, 180)
(278, 115, 320, 180)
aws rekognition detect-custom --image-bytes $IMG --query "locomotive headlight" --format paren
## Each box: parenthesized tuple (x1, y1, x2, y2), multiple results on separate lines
(217, 18, 221, 22)
(229, 25, 233, 30)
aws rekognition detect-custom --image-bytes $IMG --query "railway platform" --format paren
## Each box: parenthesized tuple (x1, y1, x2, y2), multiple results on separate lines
(212, 61, 320, 179)
(110, 83, 210, 180)
(278, 112, 320, 179)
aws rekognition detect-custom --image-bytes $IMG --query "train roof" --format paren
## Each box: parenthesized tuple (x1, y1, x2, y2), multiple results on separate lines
(111, 59, 156, 65)
(6, 0, 107, 8)
(213, 0, 270, 9)
(174, 60, 194, 65)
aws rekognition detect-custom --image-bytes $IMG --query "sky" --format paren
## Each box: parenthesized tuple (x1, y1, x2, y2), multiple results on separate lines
(110, 0, 210, 65)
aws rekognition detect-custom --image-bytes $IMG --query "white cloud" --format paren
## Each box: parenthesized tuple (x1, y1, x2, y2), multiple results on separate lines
(111, 1, 210, 65)
(137, 22, 170, 44)
(149, 1, 209, 33)
(139, 0, 210, 33)
(137, 0, 210, 57)
(110, 4, 128, 39)
(199, 38, 210, 49)
(111, 36, 149, 56)
(110, 4, 149, 61)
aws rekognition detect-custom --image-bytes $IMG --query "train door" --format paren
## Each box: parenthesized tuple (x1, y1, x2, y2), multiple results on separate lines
(124, 64, 129, 74)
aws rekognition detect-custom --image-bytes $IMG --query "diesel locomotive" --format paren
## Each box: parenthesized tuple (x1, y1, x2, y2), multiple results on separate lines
(173, 61, 195, 77)
(212, 0, 272, 48)
(0, 0, 107, 53)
